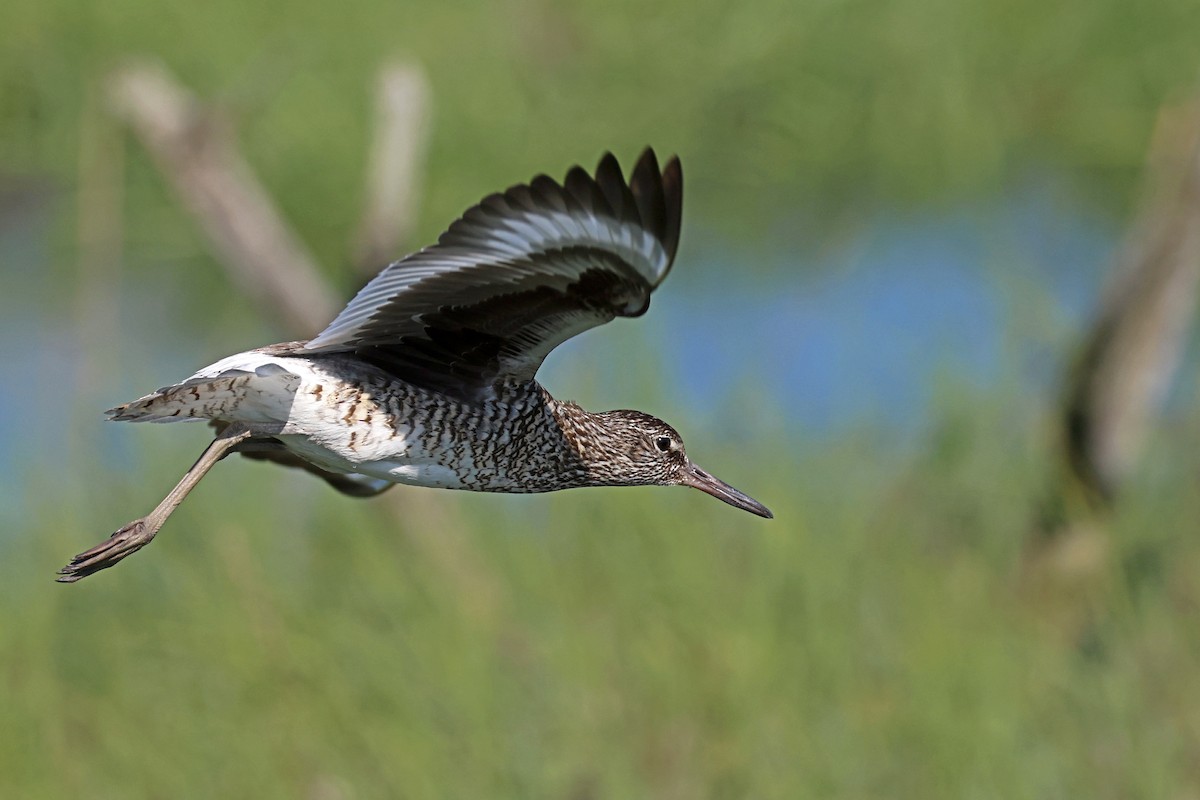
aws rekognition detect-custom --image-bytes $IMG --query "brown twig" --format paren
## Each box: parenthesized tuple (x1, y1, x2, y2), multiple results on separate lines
(106, 60, 339, 335)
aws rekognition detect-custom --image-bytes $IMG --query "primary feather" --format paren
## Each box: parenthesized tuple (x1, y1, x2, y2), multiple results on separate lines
(303, 149, 683, 401)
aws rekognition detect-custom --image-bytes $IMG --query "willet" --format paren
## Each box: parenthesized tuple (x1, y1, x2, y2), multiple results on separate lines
(58, 148, 771, 582)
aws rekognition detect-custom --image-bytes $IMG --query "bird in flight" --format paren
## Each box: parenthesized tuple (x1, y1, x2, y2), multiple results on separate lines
(58, 148, 771, 582)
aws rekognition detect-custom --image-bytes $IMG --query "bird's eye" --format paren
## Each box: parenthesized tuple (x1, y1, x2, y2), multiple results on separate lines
(655, 436, 672, 453)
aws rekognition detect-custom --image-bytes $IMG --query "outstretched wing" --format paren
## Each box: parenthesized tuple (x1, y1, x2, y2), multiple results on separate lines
(303, 148, 683, 401)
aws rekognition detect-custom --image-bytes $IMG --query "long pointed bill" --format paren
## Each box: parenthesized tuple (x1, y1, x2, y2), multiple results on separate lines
(682, 463, 773, 519)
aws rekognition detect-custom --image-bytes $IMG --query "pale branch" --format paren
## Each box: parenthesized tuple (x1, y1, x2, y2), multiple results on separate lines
(352, 59, 432, 275)
(106, 61, 340, 336)
(1060, 100, 1200, 505)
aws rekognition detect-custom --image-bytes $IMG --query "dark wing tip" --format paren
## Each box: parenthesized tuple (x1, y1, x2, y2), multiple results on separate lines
(595, 152, 624, 185)
(628, 148, 683, 268)
(660, 155, 683, 261)
(594, 152, 641, 228)
(564, 164, 613, 218)
(455, 150, 682, 268)
(529, 173, 569, 213)
(629, 149, 665, 244)
(634, 146, 661, 172)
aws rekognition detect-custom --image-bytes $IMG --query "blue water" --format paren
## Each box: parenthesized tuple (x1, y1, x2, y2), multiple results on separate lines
(542, 181, 1121, 438)
(3, 176, 1177, 521)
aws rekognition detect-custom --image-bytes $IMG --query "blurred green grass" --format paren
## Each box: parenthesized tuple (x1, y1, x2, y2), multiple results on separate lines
(5, 0, 1200, 796)
(6, 0, 1200, 249)
(4, 399, 1200, 797)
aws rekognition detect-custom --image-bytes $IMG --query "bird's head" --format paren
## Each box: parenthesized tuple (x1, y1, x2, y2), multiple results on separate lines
(582, 410, 773, 518)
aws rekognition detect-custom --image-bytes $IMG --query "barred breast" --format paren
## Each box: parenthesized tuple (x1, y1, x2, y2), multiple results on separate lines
(266, 355, 586, 492)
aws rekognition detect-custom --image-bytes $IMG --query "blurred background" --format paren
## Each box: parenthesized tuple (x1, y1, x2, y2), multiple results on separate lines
(4, 0, 1200, 796)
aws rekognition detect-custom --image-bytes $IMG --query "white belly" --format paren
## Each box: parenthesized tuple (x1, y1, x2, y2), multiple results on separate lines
(174, 350, 497, 491)
(275, 433, 470, 489)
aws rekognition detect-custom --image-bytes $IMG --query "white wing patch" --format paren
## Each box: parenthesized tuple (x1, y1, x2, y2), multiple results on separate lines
(295, 149, 683, 392)
(305, 209, 669, 353)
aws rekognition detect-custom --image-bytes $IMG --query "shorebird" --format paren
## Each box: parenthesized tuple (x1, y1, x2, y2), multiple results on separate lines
(58, 148, 771, 583)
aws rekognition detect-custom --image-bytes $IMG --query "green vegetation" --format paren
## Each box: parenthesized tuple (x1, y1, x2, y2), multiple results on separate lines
(4, 0, 1200, 796)
(5, 0, 1200, 246)
(6, 409, 1200, 797)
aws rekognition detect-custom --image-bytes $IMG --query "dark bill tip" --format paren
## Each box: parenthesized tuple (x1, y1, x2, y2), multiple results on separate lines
(682, 463, 773, 519)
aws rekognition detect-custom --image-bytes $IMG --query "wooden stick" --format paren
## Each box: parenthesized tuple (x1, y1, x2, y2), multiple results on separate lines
(1059, 100, 1200, 506)
(106, 61, 339, 335)
(352, 59, 431, 274)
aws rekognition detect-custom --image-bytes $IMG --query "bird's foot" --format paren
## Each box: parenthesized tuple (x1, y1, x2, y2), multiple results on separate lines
(56, 518, 157, 583)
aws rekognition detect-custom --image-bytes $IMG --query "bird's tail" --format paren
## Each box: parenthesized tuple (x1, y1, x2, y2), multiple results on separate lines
(106, 364, 297, 424)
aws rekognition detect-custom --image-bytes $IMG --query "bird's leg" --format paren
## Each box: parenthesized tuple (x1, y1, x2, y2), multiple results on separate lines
(56, 423, 256, 583)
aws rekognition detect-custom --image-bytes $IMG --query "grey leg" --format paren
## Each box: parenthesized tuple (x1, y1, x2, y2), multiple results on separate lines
(56, 423, 255, 583)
